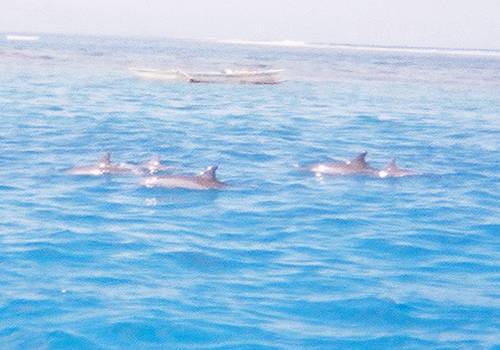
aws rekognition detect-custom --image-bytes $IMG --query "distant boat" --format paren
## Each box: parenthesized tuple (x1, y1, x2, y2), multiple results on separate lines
(130, 68, 284, 84)
(6, 35, 40, 41)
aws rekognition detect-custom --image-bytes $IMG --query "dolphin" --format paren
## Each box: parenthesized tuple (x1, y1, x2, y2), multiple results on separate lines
(66, 153, 136, 176)
(143, 165, 227, 190)
(140, 155, 174, 175)
(308, 151, 379, 176)
(378, 159, 418, 178)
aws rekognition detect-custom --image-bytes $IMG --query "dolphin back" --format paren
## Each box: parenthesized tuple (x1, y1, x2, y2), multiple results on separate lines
(379, 159, 418, 178)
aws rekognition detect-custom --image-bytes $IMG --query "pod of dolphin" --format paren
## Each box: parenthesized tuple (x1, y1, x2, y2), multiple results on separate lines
(66, 152, 226, 190)
(308, 151, 418, 178)
(66, 151, 419, 190)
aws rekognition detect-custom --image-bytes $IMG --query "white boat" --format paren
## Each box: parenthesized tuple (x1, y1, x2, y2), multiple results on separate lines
(130, 68, 284, 84)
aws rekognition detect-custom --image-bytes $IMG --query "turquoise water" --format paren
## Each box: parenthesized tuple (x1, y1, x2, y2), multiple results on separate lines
(1, 34, 499, 349)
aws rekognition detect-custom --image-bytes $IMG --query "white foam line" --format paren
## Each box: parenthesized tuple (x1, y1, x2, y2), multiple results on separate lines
(322, 44, 500, 57)
(218, 39, 307, 47)
(6, 35, 40, 41)
(217, 39, 500, 58)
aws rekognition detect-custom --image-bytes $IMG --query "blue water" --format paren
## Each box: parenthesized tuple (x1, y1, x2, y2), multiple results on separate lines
(1, 34, 499, 349)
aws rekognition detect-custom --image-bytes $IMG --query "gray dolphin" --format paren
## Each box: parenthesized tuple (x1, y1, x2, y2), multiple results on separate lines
(66, 153, 136, 176)
(378, 159, 418, 178)
(143, 165, 227, 190)
(309, 151, 378, 176)
(141, 155, 174, 175)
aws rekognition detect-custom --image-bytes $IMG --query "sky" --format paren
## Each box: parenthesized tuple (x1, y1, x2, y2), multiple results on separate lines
(2, 0, 500, 50)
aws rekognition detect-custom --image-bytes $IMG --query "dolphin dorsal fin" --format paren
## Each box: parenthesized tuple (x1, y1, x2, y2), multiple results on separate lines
(199, 165, 218, 180)
(384, 159, 398, 171)
(98, 152, 111, 167)
(149, 155, 161, 165)
(350, 151, 368, 166)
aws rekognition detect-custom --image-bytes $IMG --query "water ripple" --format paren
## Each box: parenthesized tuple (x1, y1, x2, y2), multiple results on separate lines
(0, 35, 499, 349)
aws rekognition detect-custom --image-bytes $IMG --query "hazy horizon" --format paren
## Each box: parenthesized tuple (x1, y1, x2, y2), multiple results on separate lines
(2, 0, 500, 50)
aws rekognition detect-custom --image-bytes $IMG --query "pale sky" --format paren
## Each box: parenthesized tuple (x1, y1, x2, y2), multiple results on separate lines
(2, 0, 500, 50)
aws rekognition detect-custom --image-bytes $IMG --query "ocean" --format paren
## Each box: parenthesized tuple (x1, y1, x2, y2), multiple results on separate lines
(0, 34, 499, 349)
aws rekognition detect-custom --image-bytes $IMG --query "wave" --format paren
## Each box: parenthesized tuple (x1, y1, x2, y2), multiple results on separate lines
(5, 35, 40, 42)
(218, 39, 307, 47)
(319, 43, 500, 57)
(217, 38, 500, 57)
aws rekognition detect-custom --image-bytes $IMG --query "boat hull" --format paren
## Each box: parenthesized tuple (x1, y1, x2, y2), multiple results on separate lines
(130, 68, 284, 84)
